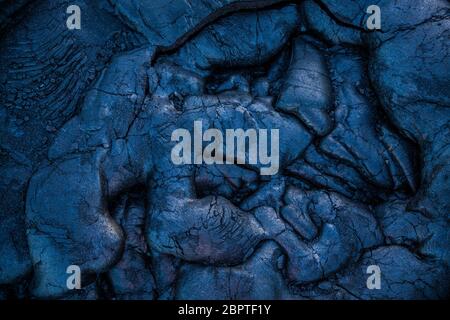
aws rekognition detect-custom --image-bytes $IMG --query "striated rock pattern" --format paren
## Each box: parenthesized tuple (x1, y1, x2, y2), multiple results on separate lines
(0, 0, 448, 299)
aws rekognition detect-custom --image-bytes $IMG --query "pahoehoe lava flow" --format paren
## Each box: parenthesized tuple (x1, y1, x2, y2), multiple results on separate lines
(0, 0, 449, 300)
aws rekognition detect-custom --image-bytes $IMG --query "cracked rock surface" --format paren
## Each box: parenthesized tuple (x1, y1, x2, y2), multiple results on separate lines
(0, 0, 449, 299)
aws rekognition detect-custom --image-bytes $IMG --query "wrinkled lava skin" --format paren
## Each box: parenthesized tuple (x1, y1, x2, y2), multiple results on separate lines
(0, 0, 449, 300)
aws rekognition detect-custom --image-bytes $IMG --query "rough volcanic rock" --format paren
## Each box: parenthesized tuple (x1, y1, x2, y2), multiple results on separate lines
(1, 0, 448, 300)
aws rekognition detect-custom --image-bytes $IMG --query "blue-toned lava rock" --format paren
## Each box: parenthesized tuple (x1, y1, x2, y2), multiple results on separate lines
(0, 0, 448, 300)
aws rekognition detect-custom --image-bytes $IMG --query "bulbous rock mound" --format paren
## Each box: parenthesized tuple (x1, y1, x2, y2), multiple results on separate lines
(0, 0, 449, 300)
